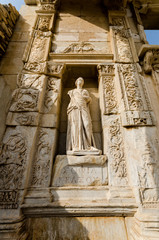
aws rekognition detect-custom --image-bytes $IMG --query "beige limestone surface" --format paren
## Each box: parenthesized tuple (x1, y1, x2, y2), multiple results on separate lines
(0, 0, 159, 239)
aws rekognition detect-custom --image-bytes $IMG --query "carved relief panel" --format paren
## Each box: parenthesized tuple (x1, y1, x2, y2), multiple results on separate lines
(0, 126, 37, 209)
(31, 128, 57, 187)
(98, 64, 118, 115)
(110, 16, 133, 63)
(23, 13, 55, 64)
(137, 136, 159, 208)
(117, 63, 154, 127)
(9, 73, 47, 113)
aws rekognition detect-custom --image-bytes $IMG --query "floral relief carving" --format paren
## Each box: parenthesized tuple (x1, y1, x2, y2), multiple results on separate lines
(103, 76, 118, 114)
(98, 64, 115, 75)
(109, 118, 128, 181)
(112, 17, 133, 62)
(114, 28, 133, 62)
(31, 130, 51, 187)
(0, 132, 27, 208)
(119, 64, 143, 111)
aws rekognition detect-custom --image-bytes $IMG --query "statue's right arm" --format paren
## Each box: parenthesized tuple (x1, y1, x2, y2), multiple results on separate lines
(68, 90, 73, 98)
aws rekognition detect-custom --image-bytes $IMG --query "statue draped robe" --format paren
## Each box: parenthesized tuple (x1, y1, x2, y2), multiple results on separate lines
(66, 88, 96, 152)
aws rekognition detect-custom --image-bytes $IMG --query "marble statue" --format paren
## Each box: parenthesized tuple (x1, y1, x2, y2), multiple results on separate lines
(66, 77, 101, 155)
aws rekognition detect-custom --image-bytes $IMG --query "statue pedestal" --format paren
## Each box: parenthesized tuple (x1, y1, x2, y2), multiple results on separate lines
(67, 149, 102, 156)
(22, 155, 136, 217)
(52, 155, 107, 187)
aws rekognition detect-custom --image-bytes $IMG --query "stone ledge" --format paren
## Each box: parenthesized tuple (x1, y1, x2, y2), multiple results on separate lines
(52, 155, 108, 187)
(24, 0, 37, 5)
(138, 44, 159, 59)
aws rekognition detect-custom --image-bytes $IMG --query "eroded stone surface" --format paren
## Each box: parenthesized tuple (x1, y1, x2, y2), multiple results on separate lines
(52, 155, 108, 187)
(0, 0, 159, 239)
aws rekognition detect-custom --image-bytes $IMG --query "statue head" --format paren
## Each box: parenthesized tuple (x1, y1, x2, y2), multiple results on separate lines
(75, 77, 84, 88)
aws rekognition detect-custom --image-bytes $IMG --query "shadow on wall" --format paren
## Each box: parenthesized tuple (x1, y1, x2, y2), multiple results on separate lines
(28, 217, 91, 240)
(0, 15, 30, 142)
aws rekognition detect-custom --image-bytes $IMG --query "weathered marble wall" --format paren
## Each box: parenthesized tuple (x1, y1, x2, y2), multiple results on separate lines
(0, 0, 159, 239)
(29, 217, 133, 240)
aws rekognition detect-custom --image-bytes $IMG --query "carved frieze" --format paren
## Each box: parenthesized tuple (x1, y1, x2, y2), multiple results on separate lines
(10, 88, 39, 112)
(6, 112, 40, 127)
(122, 111, 153, 127)
(47, 62, 65, 77)
(24, 62, 47, 74)
(31, 128, 56, 187)
(114, 28, 133, 62)
(40, 4, 54, 11)
(118, 63, 154, 126)
(23, 13, 53, 63)
(28, 31, 51, 63)
(15, 114, 34, 126)
(111, 16, 133, 62)
(17, 73, 44, 90)
(39, 0, 60, 11)
(102, 76, 118, 115)
(63, 42, 97, 54)
(0, 190, 18, 209)
(0, 131, 27, 208)
(98, 64, 118, 115)
(109, 118, 128, 184)
(98, 64, 115, 75)
(118, 64, 143, 111)
(137, 141, 159, 207)
(44, 77, 60, 113)
(111, 17, 124, 26)
(138, 143, 158, 189)
(10, 73, 46, 112)
(38, 16, 51, 32)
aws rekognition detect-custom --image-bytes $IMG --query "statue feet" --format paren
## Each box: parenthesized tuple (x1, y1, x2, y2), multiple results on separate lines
(67, 147, 102, 156)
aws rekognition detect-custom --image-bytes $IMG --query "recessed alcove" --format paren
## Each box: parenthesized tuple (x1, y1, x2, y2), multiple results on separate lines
(58, 65, 102, 155)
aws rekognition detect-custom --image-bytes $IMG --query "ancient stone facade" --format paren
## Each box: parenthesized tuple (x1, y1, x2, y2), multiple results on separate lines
(0, 0, 159, 239)
(0, 4, 19, 58)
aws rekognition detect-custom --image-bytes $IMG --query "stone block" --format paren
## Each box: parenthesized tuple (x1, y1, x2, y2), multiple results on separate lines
(4, 42, 26, 59)
(0, 57, 23, 75)
(52, 155, 108, 187)
(79, 17, 109, 33)
(55, 16, 80, 33)
(11, 31, 30, 42)
(53, 32, 79, 42)
(30, 217, 128, 240)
